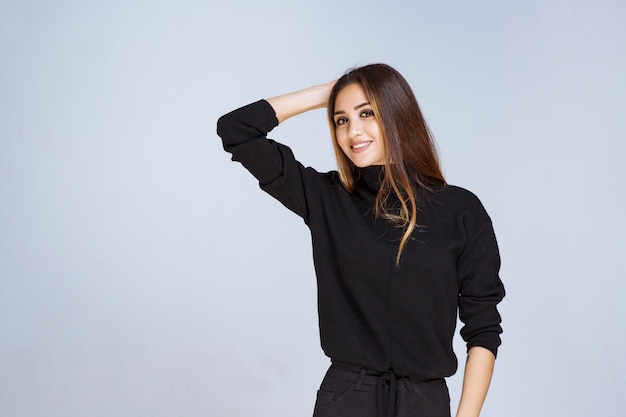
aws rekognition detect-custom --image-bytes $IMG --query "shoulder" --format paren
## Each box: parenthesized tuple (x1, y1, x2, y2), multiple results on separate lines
(313, 169, 343, 188)
(435, 185, 486, 211)
(427, 184, 492, 237)
(288, 162, 341, 188)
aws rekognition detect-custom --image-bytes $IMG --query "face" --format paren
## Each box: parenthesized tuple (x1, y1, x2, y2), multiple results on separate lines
(333, 83, 386, 167)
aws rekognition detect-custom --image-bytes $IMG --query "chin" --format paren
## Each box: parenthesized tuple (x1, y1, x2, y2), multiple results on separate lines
(351, 159, 384, 168)
(350, 160, 369, 168)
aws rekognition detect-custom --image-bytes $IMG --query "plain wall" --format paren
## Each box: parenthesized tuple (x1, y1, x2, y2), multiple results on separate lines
(1, 1, 625, 416)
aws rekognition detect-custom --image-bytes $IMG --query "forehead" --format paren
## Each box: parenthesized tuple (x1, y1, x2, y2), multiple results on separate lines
(335, 83, 368, 109)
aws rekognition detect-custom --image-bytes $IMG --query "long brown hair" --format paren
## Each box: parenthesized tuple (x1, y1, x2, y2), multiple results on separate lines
(327, 64, 446, 265)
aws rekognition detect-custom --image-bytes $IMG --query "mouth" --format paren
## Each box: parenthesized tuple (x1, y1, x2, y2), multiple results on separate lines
(350, 141, 372, 152)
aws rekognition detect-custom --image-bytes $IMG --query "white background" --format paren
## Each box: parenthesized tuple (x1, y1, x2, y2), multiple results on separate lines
(1, 1, 625, 416)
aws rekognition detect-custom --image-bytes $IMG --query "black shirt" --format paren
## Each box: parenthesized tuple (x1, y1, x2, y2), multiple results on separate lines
(217, 100, 505, 379)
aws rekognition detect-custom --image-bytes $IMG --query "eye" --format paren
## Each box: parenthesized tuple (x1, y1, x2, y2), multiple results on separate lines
(335, 116, 348, 126)
(360, 109, 374, 118)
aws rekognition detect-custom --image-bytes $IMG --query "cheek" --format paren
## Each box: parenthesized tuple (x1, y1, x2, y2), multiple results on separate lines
(335, 130, 348, 147)
(367, 120, 383, 138)
(335, 135, 351, 158)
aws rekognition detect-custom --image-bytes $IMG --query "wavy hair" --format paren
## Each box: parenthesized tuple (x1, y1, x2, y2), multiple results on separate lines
(327, 64, 446, 265)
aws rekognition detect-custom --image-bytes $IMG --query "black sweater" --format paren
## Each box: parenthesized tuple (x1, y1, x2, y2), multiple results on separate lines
(217, 100, 504, 379)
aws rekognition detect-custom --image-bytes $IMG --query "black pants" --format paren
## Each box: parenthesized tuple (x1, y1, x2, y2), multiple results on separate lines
(312, 363, 451, 417)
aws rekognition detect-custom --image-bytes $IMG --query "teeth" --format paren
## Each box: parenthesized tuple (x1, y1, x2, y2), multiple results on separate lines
(352, 142, 371, 149)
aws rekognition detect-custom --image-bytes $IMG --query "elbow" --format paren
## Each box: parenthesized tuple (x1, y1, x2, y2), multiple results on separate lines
(216, 112, 233, 139)
(216, 111, 242, 151)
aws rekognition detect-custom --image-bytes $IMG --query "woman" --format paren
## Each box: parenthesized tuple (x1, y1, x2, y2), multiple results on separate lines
(217, 64, 505, 417)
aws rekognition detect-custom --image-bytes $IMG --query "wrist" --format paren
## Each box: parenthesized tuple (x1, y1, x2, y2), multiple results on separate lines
(307, 81, 335, 109)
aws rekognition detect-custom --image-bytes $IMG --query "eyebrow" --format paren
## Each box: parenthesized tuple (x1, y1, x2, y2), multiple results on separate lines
(333, 102, 371, 116)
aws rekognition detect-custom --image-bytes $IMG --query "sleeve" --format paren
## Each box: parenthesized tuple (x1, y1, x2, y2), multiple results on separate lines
(216, 100, 314, 223)
(457, 214, 506, 358)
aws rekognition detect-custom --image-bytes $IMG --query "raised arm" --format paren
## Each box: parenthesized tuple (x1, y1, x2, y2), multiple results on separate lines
(267, 81, 336, 124)
(216, 80, 337, 222)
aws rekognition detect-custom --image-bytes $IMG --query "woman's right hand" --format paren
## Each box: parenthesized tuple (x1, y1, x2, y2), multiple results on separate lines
(267, 80, 337, 124)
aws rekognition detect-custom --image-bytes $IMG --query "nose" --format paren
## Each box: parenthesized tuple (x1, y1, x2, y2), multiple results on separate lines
(348, 119, 363, 138)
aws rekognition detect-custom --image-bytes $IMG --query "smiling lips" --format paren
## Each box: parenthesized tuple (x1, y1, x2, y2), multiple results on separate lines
(350, 141, 372, 153)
